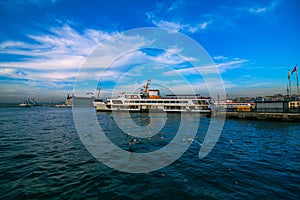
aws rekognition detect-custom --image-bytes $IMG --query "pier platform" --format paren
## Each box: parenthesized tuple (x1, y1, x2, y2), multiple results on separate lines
(214, 111, 300, 122)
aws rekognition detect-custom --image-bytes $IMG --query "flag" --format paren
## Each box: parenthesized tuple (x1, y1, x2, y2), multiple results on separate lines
(288, 70, 290, 80)
(292, 64, 297, 75)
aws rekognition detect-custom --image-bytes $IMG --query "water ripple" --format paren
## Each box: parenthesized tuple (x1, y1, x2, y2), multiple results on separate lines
(0, 108, 299, 199)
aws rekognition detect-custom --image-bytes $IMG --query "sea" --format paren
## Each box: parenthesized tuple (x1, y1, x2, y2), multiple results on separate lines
(0, 106, 299, 199)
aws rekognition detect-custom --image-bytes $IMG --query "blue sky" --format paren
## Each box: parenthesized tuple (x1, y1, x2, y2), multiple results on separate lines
(0, 0, 299, 102)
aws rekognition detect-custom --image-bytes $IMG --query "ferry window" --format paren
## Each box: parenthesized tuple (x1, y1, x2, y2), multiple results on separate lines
(165, 101, 170, 103)
(152, 101, 157, 103)
(112, 100, 123, 104)
(134, 101, 140, 103)
(170, 101, 175, 103)
(146, 101, 151, 103)
(192, 100, 199, 104)
(183, 101, 188, 103)
(202, 100, 208, 105)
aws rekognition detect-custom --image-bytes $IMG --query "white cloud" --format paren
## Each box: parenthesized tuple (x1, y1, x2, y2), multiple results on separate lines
(199, 21, 212, 29)
(0, 41, 32, 49)
(246, 0, 280, 14)
(213, 55, 228, 61)
(108, 46, 195, 70)
(147, 2, 213, 33)
(163, 58, 248, 76)
(151, 20, 185, 32)
(26, 24, 112, 57)
(167, 0, 185, 12)
(0, 24, 156, 85)
(0, 24, 119, 100)
(146, 9, 212, 34)
(0, 24, 114, 71)
(149, 19, 212, 33)
(0, 68, 17, 76)
(249, 7, 267, 14)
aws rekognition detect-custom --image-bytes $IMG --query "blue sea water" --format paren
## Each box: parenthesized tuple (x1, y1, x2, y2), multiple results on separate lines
(0, 107, 299, 199)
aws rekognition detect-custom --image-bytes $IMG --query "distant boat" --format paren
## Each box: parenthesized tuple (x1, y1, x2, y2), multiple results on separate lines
(19, 100, 32, 107)
(54, 104, 66, 108)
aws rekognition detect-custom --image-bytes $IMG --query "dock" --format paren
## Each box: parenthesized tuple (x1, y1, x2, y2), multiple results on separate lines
(213, 111, 300, 122)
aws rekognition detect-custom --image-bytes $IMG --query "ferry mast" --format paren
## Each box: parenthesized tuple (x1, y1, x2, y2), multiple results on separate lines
(142, 79, 151, 95)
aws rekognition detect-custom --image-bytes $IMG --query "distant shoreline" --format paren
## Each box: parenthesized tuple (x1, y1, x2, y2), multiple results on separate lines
(0, 103, 19, 108)
(0, 103, 65, 108)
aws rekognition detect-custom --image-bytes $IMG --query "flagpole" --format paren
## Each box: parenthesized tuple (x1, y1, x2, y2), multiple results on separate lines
(288, 70, 292, 98)
(296, 64, 299, 97)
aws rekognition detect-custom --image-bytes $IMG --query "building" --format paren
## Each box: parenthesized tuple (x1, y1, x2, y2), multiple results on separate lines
(65, 94, 72, 107)
(65, 94, 95, 107)
(72, 95, 95, 107)
(255, 101, 289, 113)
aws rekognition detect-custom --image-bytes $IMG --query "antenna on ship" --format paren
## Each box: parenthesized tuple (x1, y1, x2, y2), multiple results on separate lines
(143, 79, 151, 95)
(96, 85, 101, 100)
(217, 94, 220, 111)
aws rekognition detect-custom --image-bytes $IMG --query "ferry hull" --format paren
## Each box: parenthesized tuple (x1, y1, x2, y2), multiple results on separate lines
(93, 102, 211, 114)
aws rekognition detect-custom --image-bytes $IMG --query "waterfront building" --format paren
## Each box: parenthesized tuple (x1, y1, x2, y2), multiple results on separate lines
(65, 94, 72, 107)
(255, 101, 289, 113)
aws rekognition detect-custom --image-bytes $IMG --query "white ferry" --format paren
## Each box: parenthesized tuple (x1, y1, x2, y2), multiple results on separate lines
(93, 80, 212, 113)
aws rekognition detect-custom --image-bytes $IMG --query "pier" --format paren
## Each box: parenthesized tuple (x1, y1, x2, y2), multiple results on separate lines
(214, 111, 300, 122)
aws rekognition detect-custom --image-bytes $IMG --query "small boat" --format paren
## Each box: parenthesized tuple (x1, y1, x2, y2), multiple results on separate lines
(54, 104, 67, 108)
(19, 100, 32, 107)
(93, 80, 212, 114)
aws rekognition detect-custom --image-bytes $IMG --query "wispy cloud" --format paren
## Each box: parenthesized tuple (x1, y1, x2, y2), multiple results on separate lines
(249, 7, 267, 14)
(147, 14, 212, 33)
(163, 58, 248, 76)
(146, 2, 212, 34)
(239, 0, 280, 14)
(147, 0, 281, 35)
(213, 56, 228, 61)
(0, 23, 157, 84)
(0, 23, 119, 99)
(1, 24, 113, 69)
(166, 0, 185, 13)
(110, 50, 184, 68)
(248, 1, 279, 14)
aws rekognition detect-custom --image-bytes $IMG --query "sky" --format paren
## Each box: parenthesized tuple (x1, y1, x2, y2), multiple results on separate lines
(0, 0, 299, 102)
